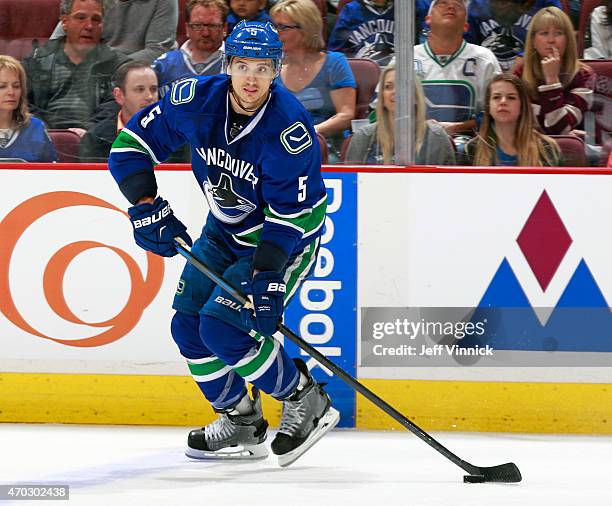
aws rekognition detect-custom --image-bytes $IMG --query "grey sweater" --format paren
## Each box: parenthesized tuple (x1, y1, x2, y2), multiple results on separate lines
(344, 120, 456, 165)
(52, 0, 178, 63)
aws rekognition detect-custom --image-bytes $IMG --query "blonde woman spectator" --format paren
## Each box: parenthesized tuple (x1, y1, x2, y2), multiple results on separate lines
(0, 56, 56, 162)
(513, 6, 594, 136)
(464, 74, 561, 166)
(585, 1, 612, 59)
(345, 64, 456, 165)
(270, 0, 356, 159)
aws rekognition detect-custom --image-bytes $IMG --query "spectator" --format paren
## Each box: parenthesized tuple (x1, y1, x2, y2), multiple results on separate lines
(79, 61, 158, 161)
(51, 0, 179, 64)
(0, 55, 56, 162)
(23, 0, 129, 136)
(271, 0, 356, 160)
(414, 0, 501, 137)
(345, 64, 455, 164)
(153, 0, 228, 97)
(465, 0, 562, 71)
(464, 74, 561, 166)
(608, 147, 612, 167)
(327, 0, 395, 66)
(585, 1, 612, 59)
(514, 6, 594, 135)
(227, 0, 271, 34)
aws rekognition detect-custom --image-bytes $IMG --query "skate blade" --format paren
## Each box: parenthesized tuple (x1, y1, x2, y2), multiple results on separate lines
(277, 407, 340, 468)
(185, 443, 269, 461)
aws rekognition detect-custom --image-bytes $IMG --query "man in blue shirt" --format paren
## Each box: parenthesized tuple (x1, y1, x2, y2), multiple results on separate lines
(108, 21, 338, 467)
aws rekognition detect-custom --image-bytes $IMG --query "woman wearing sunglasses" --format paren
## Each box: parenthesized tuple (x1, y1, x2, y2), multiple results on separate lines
(270, 0, 356, 161)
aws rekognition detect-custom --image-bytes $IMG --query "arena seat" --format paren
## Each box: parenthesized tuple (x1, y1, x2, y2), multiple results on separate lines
(550, 134, 588, 167)
(317, 132, 329, 164)
(309, 0, 329, 40)
(48, 129, 81, 163)
(577, 0, 603, 56)
(0, 0, 59, 60)
(177, 0, 188, 46)
(582, 59, 612, 146)
(347, 58, 381, 119)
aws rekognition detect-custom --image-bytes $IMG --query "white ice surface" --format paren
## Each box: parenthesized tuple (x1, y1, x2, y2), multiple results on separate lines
(1, 424, 611, 505)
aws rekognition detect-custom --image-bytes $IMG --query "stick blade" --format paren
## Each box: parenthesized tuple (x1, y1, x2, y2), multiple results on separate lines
(464, 462, 522, 483)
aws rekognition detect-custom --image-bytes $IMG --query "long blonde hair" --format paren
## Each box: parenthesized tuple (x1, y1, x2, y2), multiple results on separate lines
(522, 7, 582, 99)
(269, 0, 325, 51)
(473, 74, 559, 166)
(0, 55, 31, 128)
(375, 65, 426, 164)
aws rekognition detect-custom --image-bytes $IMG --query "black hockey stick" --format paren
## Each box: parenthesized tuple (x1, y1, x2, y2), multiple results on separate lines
(174, 237, 522, 483)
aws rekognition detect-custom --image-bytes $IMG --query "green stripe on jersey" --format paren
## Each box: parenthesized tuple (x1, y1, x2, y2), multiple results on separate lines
(111, 130, 149, 154)
(264, 196, 327, 235)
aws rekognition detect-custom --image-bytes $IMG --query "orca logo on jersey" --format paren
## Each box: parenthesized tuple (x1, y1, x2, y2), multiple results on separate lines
(280, 122, 312, 155)
(203, 173, 257, 224)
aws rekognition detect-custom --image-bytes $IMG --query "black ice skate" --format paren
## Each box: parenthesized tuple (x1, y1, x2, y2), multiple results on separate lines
(186, 387, 269, 461)
(271, 358, 340, 467)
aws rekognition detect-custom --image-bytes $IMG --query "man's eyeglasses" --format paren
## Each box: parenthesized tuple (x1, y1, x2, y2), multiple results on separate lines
(274, 23, 301, 32)
(187, 23, 224, 31)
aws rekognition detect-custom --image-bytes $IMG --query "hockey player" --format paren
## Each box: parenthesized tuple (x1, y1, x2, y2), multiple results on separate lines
(108, 21, 339, 466)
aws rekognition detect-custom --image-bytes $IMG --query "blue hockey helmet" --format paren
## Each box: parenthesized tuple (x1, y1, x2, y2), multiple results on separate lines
(224, 21, 283, 77)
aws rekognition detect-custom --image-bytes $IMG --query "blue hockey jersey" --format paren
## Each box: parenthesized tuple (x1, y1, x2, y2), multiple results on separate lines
(108, 75, 327, 260)
(152, 45, 223, 97)
(465, 0, 562, 71)
(0, 117, 56, 162)
(327, 0, 395, 65)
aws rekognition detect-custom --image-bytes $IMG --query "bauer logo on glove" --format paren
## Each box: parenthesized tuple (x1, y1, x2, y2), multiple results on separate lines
(131, 203, 171, 228)
(266, 282, 286, 293)
(128, 196, 192, 257)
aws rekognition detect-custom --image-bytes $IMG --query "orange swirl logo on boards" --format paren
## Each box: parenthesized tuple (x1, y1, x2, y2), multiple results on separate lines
(0, 191, 164, 347)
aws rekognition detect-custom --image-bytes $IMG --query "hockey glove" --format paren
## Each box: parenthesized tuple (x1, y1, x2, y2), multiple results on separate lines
(241, 271, 286, 336)
(128, 197, 192, 257)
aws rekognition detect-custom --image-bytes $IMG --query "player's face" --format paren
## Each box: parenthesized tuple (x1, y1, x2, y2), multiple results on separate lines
(187, 5, 226, 53)
(426, 0, 467, 32)
(533, 24, 567, 58)
(230, 0, 265, 19)
(272, 12, 304, 52)
(229, 58, 275, 110)
(489, 80, 521, 125)
(61, 0, 103, 51)
(382, 70, 395, 113)
(115, 68, 159, 121)
(0, 68, 21, 115)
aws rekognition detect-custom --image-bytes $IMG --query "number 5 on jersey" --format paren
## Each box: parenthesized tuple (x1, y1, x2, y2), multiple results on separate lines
(298, 176, 308, 202)
(140, 105, 161, 128)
